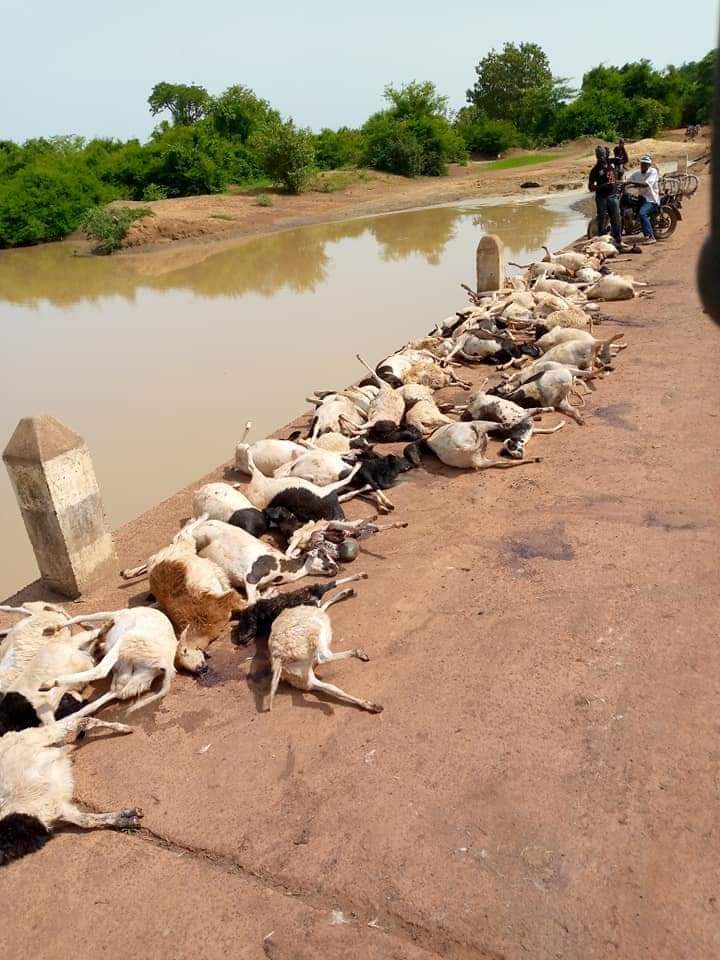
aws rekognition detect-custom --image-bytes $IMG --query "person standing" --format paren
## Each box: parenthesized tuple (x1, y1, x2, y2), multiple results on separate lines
(589, 145, 622, 246)
(626, 153, 660, 244)
(613, 138, 629, 179)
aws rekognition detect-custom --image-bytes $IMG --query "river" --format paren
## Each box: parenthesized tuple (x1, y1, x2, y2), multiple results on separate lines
(0, 191, 590, 598)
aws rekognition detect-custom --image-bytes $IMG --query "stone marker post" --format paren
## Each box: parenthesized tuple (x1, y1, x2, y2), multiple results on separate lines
(3, 416, 116, 597)
(476, 234, 505, 293)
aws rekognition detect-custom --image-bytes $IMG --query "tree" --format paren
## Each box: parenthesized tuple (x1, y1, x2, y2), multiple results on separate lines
(253, 120, 315, 193)
(147, 82, 210, 125)
(207, 85, 280, 141)
(467, 42, 573, 140)
(362, 80, 466, 177)
(383, 80, 449, 120)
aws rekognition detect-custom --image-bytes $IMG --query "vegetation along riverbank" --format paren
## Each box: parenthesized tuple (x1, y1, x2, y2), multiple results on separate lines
(0, 43, 713, 252)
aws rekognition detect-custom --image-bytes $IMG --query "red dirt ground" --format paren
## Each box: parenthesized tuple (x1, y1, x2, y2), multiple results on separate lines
(1, 182, 717, 960)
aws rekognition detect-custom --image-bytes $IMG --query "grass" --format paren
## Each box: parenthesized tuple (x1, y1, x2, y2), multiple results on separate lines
(255, 194, 273, 207)
(310, 169, 371, 193)
(209, 213, 237, 220)
(482, 153, 558, 171)
(226, 176, 275, 195)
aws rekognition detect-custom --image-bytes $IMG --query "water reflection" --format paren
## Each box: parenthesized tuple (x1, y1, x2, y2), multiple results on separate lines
(472, 200, 569, 252)
(0, 195, 577, 308)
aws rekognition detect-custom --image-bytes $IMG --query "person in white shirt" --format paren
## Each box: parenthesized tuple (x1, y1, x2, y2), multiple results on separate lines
(627, 154, 660, 244)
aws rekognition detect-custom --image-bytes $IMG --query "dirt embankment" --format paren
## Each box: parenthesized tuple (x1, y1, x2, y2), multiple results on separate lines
(119, 134, 707, 253)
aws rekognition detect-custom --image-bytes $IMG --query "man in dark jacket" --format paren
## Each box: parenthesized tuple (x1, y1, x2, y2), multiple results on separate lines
(589, 145, 622, 246)
(613, 138, 629, 179)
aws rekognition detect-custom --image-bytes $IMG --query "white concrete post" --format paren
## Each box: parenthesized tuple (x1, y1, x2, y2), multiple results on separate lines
(3, 416, 116, 598)
(476, 234, 505, 293)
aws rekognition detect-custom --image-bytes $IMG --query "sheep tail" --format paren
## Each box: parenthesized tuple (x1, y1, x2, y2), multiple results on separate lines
(267, 657, 283, 712)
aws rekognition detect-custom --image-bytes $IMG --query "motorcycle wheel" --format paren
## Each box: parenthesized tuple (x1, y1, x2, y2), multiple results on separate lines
(653, 205, 678, 240)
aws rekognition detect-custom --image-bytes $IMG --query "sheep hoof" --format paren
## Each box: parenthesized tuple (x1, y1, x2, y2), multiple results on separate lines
(118, 808, 144, 829)
(367, 702, 384, 714)
(355, 648, 370, 662)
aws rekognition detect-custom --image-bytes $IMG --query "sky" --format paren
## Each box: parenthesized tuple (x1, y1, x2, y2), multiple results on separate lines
(1, 0, 717, 142)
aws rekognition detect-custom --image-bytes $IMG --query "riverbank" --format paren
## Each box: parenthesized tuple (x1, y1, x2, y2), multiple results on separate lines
(113, 135, 705, 254)
(1, 180, 716, 959)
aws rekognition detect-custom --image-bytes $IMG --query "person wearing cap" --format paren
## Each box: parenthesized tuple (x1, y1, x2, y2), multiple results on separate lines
(626, 154, 660, 244)
(588, 145, 622, 247)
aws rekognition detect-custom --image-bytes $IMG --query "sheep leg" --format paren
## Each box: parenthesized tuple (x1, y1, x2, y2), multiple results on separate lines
(447, 369, 472, 389)
(244, 580, 259, 605)
(475, 457, 542, 471)
(59, 803, 143, 831)
(318, 644, 370, 663)
(61, 690, 119, 719)
(532, 421, 566, 435)
(41, 640, 121, 692)
(558, 401, 585, 425)
(43, 612, 116, 634)
(120, 562, 148, 580)
(328, 573, 369, 589)
(338, 415, 367, 437)
(337, 484, 372, 503)
(306, 668, 382, 713)
(525, 406, 556, 417)
(318, 587, 357, 612)
(0, 604, 32, 617)
(36, 715, 132, 748)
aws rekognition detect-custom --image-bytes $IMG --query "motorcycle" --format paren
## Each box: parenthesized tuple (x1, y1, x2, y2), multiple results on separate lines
(587, 181, 679, 240)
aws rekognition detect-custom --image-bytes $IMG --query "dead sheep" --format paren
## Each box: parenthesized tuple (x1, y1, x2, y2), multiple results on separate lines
(495, 362, 595, 425)
(425, 421, 541, 471)
(39, 607, 177, 717)
(234, 423, 306, 476)
(192, 482, 268, 538)
(586, 275, 648, 301)
(121, 516, 240, 674)
(232, 573, 368, 645)
(266, 585, 382, 714)
(541, 334, 625, 370)
(241, 449, 359, 522)
(190, 518, 338, 604)
(0, 716, 140, 866)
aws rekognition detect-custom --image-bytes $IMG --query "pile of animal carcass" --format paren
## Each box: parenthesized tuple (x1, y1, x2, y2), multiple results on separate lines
(0, 234, 645, 865)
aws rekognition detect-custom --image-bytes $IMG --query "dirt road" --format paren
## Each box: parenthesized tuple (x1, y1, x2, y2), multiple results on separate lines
(2, 184, 718, 960)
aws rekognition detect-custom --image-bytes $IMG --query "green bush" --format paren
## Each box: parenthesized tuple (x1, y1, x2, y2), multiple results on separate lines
(0, 160, 113, 248)
(208, 85, 280, 141)
(79, 205, 152, 253)
(256, 193, 273, 207)
(253, 121, 315, 193)
(314, 127, 365, 170)
(362, 81, 466, 178)
(141, 183, 168, 201)
(363, 114, 423, 177)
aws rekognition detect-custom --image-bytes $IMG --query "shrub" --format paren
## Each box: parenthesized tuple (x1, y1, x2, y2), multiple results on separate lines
(79, 205, 152, 253)
(142, 183, 168, 201)
(455, 109, 518, 156)
(362, 114, 422, 177)
(0, 160, 113, 248)
(253, 121, 316, 193)
(147, 126, 231, 196)
(256, 193, 273, 207)
(314, 127, 365, 170)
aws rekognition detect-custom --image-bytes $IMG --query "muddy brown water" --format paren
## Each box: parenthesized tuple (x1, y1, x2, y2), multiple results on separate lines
(0, 193, 589, 598)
